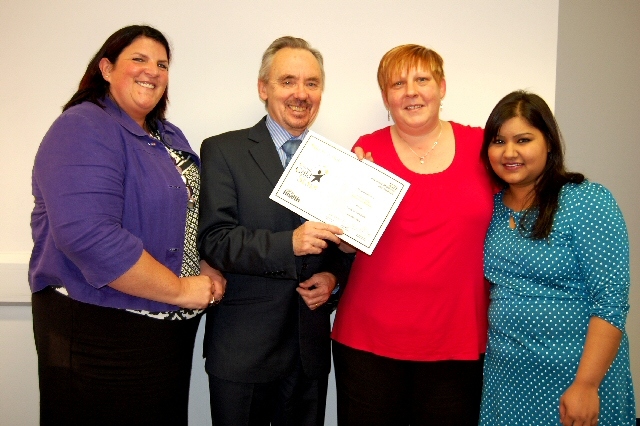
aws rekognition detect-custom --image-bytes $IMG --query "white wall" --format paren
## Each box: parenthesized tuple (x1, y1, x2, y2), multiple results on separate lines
(0, 1, 574, 424)
(555, 0, 640, 416)
(0, 305, 39, 425)
(0, 0, 558, 259)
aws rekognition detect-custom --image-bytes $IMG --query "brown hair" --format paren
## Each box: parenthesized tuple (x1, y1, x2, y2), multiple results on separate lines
(481, 91, 585, 239)
(63, 25, 171, 133)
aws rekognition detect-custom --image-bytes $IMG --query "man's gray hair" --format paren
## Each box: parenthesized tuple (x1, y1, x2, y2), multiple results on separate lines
(258, 36, 325, 86)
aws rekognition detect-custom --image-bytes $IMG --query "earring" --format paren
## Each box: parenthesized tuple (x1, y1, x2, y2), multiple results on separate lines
(387, 110, 390, 121)
(440, 100, 443, 112)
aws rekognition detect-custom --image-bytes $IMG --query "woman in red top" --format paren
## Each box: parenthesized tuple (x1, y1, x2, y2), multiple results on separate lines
(331, 44, 494, 425)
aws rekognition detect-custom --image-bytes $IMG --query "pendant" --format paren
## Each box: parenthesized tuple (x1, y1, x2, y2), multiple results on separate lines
(419, 157, 425, 164)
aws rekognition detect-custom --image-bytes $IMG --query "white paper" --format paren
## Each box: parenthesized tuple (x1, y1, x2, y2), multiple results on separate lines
(270, 131, 409, 255)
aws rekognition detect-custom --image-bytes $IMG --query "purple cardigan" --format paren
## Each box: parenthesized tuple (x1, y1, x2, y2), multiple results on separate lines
(29, 97, 199, 311)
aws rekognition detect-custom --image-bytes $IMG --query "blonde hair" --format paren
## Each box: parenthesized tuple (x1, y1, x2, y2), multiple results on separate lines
(377, 44, 444, 93)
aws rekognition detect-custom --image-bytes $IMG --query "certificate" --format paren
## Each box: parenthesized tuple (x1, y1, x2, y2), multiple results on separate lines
(269, 131, 409, 255)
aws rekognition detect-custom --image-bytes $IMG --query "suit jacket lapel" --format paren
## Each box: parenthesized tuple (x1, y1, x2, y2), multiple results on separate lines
(247, 117, 284, 188)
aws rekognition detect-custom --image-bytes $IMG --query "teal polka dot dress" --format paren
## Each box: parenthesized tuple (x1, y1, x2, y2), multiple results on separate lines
(480, 181, 636, 425)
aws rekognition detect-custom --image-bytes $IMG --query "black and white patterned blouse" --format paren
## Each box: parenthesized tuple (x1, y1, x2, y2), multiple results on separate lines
(126, 134, 204, 320)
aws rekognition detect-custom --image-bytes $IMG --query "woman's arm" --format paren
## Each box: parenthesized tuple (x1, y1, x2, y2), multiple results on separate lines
(559, 183, 631, 426)
(559, 316, 622, 426)
(353, 146, 374, 162)
(36, 109, 223, 309)
(109, 250, 215, 309)
(200, 259, 227, 303)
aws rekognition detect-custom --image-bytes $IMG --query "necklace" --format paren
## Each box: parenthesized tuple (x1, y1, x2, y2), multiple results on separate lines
(504, 189, 533, 230)
(398, 120, 442, 164)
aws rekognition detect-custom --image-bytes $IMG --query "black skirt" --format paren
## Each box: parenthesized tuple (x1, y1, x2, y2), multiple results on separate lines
(32, 287, 202, 426)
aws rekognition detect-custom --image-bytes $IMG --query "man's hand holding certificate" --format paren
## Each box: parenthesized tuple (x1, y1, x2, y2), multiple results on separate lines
(270, 131, 409, 255)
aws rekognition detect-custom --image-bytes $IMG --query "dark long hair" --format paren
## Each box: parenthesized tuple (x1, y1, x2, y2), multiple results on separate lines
(480, 91, 584, 239)
(63, 25, 171, 132)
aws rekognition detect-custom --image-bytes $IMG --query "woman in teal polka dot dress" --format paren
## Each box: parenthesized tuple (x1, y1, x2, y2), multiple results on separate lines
(479, 91, 635, 425)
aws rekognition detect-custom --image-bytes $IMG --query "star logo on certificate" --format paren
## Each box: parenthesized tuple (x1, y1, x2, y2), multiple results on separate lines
(311, 170, 325, 182)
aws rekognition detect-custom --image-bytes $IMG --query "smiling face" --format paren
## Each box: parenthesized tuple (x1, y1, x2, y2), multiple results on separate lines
(99, 36, 169, 128)
(488, 115, 550, 193)
(258, 47, 323, 136)
(384, 66, 445, 135)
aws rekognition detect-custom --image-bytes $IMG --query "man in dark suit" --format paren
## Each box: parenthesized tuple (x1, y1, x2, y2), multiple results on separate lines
(198, 36, 352, 426)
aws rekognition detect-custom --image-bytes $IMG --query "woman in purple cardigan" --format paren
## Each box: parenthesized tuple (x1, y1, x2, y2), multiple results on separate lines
(29, 25, 225, 425)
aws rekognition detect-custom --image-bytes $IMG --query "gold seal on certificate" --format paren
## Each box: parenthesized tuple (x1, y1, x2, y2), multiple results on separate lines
(269, 131, 409, 255)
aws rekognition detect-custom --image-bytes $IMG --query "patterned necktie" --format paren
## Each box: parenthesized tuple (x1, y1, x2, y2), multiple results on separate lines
(282, 139, 302, 167)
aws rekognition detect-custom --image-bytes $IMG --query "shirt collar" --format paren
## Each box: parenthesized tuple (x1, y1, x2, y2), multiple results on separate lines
(102, 96, 176, 140)
(265, 114, 309, 149)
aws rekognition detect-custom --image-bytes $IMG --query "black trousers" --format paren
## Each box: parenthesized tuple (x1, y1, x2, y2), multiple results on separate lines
(333, 341, 483, 426)
(208, 358, 328, 426)
(32, 287, 201, 426)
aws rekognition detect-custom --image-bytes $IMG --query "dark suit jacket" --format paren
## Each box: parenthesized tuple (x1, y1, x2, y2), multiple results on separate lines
(197, 117, 352, 383)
